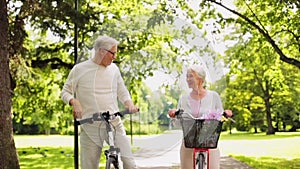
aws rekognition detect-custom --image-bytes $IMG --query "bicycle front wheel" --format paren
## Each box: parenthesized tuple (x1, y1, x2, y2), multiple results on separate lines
(196, 152, 205, 169)
(106, 157, 118, 169)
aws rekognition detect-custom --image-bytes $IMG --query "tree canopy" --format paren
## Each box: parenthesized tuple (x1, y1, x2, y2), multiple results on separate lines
(1, 0, 300, 168)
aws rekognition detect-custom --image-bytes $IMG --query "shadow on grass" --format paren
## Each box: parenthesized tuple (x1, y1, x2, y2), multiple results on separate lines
(18, 147, 74, 169)
(18, 146, 138, 169)
(232, 155, 300, 169)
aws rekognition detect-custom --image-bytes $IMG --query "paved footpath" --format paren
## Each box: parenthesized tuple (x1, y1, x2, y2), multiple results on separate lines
(133, 130, 254, 169)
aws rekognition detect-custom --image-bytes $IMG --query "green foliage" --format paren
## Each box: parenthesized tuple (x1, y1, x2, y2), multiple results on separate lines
(9, 0, 300, 136)
(221, 24, 300, 133)
(123, 119, 163, 135)
(174, 0, 300, 133)
(11, 0, 216, 134)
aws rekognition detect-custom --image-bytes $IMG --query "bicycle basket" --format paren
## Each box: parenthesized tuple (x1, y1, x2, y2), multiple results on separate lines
(179, 117, 223, 148)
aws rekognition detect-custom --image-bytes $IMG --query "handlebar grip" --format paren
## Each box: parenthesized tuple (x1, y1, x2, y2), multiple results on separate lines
(175, 109, 184, 116)
(77, 118, 93, 125)
(116, 108, 139, 117)
(222, 112, 234, 118)
(222, 112, 236, 123)
(222, 112, 228, 118)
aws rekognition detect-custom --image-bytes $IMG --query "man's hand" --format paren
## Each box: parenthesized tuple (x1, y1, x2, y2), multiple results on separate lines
(125, 100, 139, 113)
(69, 98, 83, 118)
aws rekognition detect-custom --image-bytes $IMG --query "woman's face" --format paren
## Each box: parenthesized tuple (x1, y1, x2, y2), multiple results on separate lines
(186, 70, 202, 89)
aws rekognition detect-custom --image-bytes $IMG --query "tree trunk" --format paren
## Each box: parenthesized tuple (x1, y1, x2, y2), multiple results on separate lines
(0, 0, 20, 168)
(265, 98, 275, 135)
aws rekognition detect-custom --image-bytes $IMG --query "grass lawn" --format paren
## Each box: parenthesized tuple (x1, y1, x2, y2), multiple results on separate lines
(219, 131, 300, 169)
(18, 146, 74, 169)
(15, 132, 300, 169)
(15, 135, 138, 169)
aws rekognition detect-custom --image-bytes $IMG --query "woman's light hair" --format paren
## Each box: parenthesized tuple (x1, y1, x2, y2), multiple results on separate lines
(93, 35, 119, 52)
(188, 65, 206, 87)
(189, 65, 206, 81)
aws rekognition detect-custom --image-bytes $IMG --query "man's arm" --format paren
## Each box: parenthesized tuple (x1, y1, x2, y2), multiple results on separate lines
(61, 67, 83, 118)
(69, 98, 83, 118)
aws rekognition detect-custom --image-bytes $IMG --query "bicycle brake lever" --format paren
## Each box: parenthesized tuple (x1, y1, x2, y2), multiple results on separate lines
(222, 112, 236, 123)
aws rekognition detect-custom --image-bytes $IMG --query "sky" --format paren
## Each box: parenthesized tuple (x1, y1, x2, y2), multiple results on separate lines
(144, 0, 236, 91)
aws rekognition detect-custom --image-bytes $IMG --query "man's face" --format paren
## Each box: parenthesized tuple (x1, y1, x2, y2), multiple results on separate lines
(100, 45, 117, 67)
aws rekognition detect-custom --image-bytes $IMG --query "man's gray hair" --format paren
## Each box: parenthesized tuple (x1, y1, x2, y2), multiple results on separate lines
(93, 35, 119, 51)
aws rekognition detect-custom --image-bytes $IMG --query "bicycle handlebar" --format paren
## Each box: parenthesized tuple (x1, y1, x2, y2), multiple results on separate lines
(174, 108, 235, 123)
(76, 109, 134, 125)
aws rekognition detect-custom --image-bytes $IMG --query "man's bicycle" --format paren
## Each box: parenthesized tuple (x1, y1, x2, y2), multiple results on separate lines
(76, 110, 133, 169)
(175, 109, 233, 169)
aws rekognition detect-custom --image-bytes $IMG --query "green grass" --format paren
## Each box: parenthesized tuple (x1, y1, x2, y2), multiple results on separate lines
(16, 132, 300, 169)
(17, 145, 139, 169)
(232, 156, 300, 169)
(219, 131, 300, 169)
(18, 147, 74, 169)
(18, 146, 126, 169)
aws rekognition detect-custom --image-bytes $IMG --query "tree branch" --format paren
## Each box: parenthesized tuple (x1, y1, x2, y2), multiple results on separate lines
(31, 58, 73, 69)
(208, 0, 300, 69)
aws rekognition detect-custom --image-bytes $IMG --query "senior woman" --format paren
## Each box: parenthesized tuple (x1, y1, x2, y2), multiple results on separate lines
(168, 65, 232, 169)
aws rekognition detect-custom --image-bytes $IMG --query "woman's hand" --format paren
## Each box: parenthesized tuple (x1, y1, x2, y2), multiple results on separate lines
(168, 109, 177, 118)
(224, 109, 233, 118)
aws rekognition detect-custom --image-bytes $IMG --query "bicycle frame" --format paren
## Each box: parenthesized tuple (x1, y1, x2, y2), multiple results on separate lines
(76, 110, 132, 169)
(174, 109, 227, 169)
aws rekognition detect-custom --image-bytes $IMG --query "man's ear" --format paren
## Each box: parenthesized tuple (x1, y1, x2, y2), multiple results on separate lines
(99, 48, 108, 56)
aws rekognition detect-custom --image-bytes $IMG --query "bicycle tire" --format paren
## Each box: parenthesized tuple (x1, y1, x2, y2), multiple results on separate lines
(106, 157, 118, 169)
(196, 152, 205, 169)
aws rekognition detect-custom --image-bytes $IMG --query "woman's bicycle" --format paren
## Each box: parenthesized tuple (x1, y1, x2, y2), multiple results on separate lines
(76, 110, 133, 169)
(174, 109, 233, 169)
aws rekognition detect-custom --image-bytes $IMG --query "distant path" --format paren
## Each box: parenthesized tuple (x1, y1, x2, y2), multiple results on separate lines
(15, 135, 74, 147)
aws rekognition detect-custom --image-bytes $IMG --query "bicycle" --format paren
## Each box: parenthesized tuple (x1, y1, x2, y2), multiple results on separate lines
(76, 110, 133, 169)
(174, 109, 233, 169)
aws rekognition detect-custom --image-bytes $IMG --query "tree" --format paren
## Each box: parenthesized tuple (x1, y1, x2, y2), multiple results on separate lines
(224, 29, 299, 134)
(174, 0, 300, 68)
(0, 0, 20, 168)
(204, 0, 300, 69)
(9, 0, 212, 136)
(173, 0, 300, 133)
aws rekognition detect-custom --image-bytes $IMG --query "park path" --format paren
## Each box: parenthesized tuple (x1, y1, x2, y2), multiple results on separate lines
(133, 130, 254, 169)
(15, 131, 253, 169)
